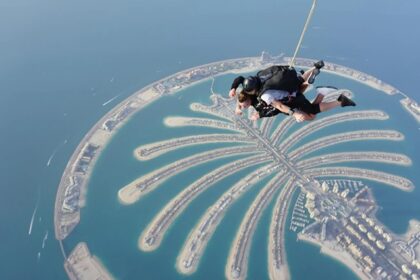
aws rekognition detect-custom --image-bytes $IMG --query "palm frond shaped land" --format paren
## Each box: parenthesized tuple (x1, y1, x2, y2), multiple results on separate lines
(118, 90, 413, 280)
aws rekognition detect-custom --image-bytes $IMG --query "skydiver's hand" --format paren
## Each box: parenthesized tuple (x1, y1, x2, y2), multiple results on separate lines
(235, 107, 243, 115)
(250, 112, 260, 121)
(229, 88, 236, 98)
(293, 111, 306, 122)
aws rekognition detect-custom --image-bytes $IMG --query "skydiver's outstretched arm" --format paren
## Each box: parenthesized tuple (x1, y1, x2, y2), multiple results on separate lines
(229, 76, 245, 97)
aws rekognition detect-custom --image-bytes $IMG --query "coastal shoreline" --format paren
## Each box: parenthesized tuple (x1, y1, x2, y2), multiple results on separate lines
(297, 234, 370, 280)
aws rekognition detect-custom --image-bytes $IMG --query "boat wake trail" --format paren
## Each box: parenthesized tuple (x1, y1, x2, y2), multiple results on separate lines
(42, 230, 49, 248)
(46, 139, 68, 167)
(28, 201, 39, 235)
(102, 94, 121, 106)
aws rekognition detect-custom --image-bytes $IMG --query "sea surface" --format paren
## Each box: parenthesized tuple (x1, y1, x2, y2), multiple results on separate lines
(1, 0, 419, 279)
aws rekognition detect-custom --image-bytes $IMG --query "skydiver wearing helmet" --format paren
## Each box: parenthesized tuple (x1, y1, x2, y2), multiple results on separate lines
(229, 61, 356, 122)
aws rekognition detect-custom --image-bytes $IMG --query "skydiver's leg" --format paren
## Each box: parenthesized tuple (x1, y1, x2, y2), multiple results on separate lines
(292, 94, 321, 115)
(293, 88, 355, 120)
(312, 94, 324, 105)
(301, 67, 317, 82)
(317, 87, 355, 111)
(285, 94, 317, 122)
(319, 95, 356, 112)
(319, 101, 341, 112)
(299, 82, 309, 94)
(312, 86, 338, 104)
(297, 67, 317, 95)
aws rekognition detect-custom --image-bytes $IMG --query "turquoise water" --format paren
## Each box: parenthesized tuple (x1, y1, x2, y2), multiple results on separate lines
(1, 0, 420, 279)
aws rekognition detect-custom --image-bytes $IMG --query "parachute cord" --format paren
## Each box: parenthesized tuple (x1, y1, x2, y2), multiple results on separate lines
(289, 0, 317, 68)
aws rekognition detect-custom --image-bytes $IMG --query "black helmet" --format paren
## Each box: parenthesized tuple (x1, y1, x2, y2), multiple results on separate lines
(243, 76, 261, 93)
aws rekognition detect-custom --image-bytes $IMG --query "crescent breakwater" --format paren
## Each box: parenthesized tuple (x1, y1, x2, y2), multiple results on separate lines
(54, 52, 418, 280)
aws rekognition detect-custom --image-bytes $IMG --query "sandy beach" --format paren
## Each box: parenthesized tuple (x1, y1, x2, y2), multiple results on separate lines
(64, 242, 114, 280)
(298, 234, 370, 280)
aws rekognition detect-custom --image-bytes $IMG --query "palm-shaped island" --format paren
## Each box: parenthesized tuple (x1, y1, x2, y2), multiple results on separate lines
(118, 89, 414, 280)
(56, 55, 420, 280)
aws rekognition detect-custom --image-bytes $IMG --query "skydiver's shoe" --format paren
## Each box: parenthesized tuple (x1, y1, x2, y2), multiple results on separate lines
(314, 60, 325, 69)
(308, 61, 324, 84)
(338, 94, 356, 107)
(308, 68, 320, 84)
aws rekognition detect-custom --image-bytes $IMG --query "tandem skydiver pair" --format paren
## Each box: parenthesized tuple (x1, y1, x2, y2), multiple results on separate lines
(228, 61, 356, 122)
